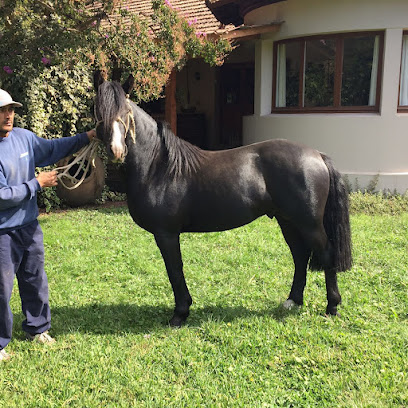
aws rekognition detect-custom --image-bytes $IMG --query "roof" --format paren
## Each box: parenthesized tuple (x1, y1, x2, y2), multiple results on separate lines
(92, 0, 281, 42)
(120, 0, 234, 35)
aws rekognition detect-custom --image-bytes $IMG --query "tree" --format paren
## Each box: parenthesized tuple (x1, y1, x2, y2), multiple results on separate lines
(0, 0, 231, 137)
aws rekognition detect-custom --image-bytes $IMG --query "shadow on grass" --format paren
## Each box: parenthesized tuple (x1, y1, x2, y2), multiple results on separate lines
(41, 301, 301, 336)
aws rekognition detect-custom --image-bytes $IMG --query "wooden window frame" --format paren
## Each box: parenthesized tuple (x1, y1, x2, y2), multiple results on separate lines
(272, 31, 384, 114)
(398, 31, 408, 113)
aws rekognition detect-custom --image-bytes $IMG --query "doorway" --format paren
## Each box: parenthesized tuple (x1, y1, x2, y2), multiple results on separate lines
(218, 63, 254, 149)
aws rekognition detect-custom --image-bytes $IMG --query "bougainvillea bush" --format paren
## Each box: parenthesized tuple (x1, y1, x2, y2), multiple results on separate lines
(0, 0, 231, 209)
(0, 0, 231, 138)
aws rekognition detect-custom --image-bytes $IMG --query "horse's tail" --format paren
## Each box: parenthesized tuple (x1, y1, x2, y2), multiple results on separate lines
(309, 154, 352, 272)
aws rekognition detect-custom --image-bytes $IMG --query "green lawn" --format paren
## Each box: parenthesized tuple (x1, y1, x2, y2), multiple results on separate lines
(1, 205, 407, 407)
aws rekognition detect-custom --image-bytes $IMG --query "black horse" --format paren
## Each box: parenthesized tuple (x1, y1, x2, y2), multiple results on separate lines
(94, 73, 352, 327)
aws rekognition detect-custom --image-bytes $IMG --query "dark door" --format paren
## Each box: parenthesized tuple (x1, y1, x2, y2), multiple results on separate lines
(219, 63, 254, 149)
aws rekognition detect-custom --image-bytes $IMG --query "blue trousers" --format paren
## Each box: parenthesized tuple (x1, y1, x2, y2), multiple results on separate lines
(0, 220, 51, 350)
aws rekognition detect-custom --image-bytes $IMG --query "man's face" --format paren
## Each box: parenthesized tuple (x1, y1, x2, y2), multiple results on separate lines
(0, 105, 15, 137)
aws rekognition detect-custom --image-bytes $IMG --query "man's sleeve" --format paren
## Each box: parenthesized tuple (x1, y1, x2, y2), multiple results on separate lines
(33, 132, 90, 167)
(0, 170, 40, 211)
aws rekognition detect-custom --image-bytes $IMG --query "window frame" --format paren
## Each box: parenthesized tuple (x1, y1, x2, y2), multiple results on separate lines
(272, 31, 384, 114)
(398, 31, 408, 113)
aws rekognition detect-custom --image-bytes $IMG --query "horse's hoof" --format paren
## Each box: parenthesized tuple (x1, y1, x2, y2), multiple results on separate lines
(325, 306, 339, 316)
(283, 299, 298, 310)
(169, 315, 185, 328)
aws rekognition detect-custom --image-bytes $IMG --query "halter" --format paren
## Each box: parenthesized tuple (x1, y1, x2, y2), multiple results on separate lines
(94, 97, 136, 144)
(117, 100, 136, 144)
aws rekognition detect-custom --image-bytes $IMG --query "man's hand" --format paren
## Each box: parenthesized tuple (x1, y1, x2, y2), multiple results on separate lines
(87, 128, 97, 141)
(36, 170, 58, 188)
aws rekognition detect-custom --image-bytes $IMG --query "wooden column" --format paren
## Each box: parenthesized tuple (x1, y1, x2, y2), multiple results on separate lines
(165, 69, 177, 135)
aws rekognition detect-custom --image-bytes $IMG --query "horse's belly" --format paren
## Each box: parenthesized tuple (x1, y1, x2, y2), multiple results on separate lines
(183, 197, 268, 232)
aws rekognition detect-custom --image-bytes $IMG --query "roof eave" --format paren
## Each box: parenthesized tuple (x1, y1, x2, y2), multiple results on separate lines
(208, 21, 283, 41)
(206, 0, 286, 27)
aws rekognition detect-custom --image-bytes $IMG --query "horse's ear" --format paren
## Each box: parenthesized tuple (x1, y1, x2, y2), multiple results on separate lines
(93, 69, 106, 91)
(112, 67, 123, 82)
(122, 74, 135, 96)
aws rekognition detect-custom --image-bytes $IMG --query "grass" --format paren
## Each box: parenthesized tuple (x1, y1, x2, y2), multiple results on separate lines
(1, 200, 407, 407)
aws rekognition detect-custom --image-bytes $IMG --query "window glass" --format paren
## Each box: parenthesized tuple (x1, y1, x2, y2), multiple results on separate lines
(304, 39, 335, 107)
(276, 43, 302, 107)
(274, 32, 382, 112)
(399, 34, 408, 106)
(342, 36, 377, 106)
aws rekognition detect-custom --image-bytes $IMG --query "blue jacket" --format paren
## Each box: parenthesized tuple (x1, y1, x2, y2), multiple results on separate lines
(0, 127, 89, 232)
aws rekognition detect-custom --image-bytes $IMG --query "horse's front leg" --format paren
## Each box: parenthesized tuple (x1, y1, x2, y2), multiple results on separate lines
(154, 232, 192, 327)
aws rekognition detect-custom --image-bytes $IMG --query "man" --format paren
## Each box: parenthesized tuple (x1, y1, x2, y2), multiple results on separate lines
(0, 88, 96, 361)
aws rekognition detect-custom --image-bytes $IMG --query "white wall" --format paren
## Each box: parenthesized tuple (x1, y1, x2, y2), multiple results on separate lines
(243, 0, 408, 192)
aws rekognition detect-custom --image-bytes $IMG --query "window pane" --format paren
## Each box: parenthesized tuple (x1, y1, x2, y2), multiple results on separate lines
(342, 36, 377, 106)
(276, 42, 301, 107)
(285, 42, 301, 107)
(304, 39, 335, 107)
(400, 35, 408, 106)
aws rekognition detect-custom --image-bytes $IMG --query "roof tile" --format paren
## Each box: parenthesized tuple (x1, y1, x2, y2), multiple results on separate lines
(117, 0, 233, 34)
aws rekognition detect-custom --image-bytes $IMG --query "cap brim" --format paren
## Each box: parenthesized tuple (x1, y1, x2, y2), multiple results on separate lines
(0, 102, 22, 108)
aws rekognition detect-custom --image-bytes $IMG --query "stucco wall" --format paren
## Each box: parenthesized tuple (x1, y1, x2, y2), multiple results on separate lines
(243, 0, 408, 192)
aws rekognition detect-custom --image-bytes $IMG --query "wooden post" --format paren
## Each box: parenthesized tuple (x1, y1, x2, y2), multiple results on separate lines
(165, 69, 177, 135)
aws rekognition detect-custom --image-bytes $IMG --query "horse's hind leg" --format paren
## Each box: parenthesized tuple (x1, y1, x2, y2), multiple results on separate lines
(324, 271, 341, 315)
(275, 217, 311, 309)
(154, 232, 192, 327)
(279, 217, 342, 316)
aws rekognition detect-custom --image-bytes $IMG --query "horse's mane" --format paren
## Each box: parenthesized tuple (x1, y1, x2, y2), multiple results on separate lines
(157, 122, 206, 178)
(95, 81, 130, 138)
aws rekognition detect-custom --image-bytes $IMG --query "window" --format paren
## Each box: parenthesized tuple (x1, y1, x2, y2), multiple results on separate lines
(398, 32, 408, 111)
(273, 32, 384, 113)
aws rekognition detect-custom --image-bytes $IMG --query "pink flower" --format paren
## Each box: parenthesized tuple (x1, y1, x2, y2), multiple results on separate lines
(3, 66, 13, 74)
(188, 18, 197, 26)
(92, 21, 97, 26)
(41, 57, 51, 65)
(105, 34, 109, 38)
(164, 0, 172, 8)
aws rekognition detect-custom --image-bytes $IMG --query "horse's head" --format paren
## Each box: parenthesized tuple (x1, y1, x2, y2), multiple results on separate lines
(93, 71, 135, 163)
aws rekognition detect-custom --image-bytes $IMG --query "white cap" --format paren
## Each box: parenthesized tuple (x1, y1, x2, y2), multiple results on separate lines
(0, 89, 22, 108)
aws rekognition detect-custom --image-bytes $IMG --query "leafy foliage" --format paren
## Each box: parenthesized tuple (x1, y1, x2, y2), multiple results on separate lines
(0, 0, 232, 108)
(350, 191, 408, 216)
(0, 0, 231, 209)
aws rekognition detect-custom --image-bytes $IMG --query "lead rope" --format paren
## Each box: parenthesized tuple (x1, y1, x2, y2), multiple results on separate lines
(54, 138, 101, 190)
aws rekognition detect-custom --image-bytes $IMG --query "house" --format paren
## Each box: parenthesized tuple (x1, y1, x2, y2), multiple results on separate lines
(123, 0, 408, 192)
(207, 0, 408, 193)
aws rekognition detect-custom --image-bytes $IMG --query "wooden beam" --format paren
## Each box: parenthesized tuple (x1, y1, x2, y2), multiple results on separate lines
(220, 22, 283, 40)
(165, 70, 177, 135)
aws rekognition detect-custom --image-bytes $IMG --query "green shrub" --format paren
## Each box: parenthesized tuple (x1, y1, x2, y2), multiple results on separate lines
(350, 191, 408, 215)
